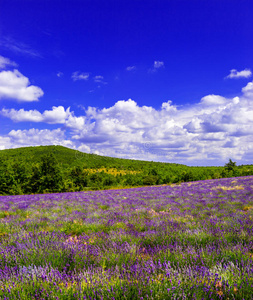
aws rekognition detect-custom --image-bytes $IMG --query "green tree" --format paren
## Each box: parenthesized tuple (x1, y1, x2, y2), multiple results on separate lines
(28, 153, 64, 193)
(88, 172, 104, 189)
(0, 159, 15, 195)
(12, 162, 29, 194)
(40, 153, 64, 192)
(143, 175, 158, 186)
(70, 166, 88, 190)
(224, 159, 237, 171)
(180, 170, 194, 182)
(29, 164, 41, 193)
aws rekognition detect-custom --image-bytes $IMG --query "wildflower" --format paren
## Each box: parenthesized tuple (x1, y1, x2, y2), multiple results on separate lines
(215, 281, 222, 289)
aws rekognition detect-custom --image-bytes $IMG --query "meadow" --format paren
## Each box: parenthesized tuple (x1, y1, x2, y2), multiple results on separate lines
(0, 176, 253, 299)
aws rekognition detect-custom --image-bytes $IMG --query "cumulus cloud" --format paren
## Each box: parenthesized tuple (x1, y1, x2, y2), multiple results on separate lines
(200, 95, 227, 106)
(242, 81, 253, 96)
(1, 106, 72, 124)
(65, 114, 86, 130)
(72, 71, 89, 81)
(0, 136, 11, 150)
(71, 82, 253, 165)
(226, 68, 252, 79)
(2, 80, 253, 165)
(1, 108, 42, 122)
(4, 128, 73, 149)
(0, 55, 17, 69)
(0, 69, 44, 102)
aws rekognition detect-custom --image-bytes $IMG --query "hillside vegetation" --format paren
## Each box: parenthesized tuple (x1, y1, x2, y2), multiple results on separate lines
(0, 145, 253, 195)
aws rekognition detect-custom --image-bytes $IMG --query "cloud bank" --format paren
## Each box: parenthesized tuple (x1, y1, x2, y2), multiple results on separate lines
(1, 80, 253, 166)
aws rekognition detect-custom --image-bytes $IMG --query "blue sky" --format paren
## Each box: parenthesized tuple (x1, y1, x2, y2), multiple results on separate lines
(0, 0, 253, 166)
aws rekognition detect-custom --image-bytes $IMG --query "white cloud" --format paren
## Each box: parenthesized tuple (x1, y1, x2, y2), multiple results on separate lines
(43, 106, 71, 124)
(242, 80, 253, 96)
(71, 81, 253, 165)
(0, 128, 73, 150)
(0, 55, 17, 69)
(0, 136, 11, 150)
(77, 144, 91, 153)
(1, 106, 71, 124)
(226, 68, 252, 79)
(153, 61, 164, 69)
(200, 95, 227, 106)
(1, 108, 42, 122)
(72, 71, 89, 81)
(2, 80, 253, 165)
(57, 72, 63, 77)
(5, 128, 73, 148)
(0, 69, 44, 102)
(65, 114, 86, 130)
(126, 66, 136, 71)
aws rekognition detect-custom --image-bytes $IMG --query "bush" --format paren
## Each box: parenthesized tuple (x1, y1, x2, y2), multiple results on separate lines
(143, 175, 158, 185)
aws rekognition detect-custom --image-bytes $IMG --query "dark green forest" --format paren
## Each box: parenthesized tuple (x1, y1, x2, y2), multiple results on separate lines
(0, 145, 252, 195)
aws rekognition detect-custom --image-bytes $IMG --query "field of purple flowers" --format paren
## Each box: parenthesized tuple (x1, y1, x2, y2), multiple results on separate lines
(0, 176, 253, 299)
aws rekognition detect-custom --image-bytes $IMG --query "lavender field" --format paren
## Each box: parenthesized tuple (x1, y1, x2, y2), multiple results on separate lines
(0, 177, 253, 299)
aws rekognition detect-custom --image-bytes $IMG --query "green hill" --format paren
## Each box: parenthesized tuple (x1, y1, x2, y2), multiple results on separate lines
(0, 145, 253, 195)
(0, 145, 184, 169)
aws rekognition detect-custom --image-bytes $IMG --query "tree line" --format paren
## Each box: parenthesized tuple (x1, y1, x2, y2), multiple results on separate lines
(0, 149, 252, 195)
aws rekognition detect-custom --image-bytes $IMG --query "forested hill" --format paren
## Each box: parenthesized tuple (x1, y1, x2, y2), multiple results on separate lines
(0, 145, 184, 170)
(0, 145, 253, 195)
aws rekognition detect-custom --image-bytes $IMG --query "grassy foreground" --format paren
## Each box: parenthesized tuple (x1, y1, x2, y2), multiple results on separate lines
(0, 176, 253, 299)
